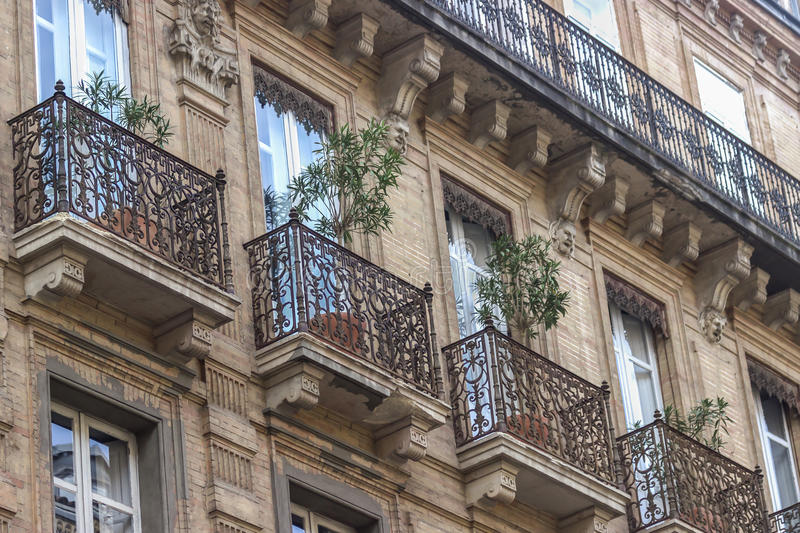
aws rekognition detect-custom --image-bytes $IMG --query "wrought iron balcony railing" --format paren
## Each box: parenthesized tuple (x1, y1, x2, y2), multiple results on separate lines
(443, 324, 616, 483)
(8, 87, 233, 289)
(618, 418, 770, 533)
(426, 0, 800, 245)
(244, 212, 441, 395)
(771, 502, 800, 533)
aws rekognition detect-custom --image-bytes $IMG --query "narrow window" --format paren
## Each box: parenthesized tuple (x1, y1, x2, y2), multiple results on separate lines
(755, 389, 800, 510)
(35, 0, 129, 101)
(564, 0, 620, 50)
(694, 58, 751, 143)
(779, 0, 800, 18)
(51, 403, 141, 533)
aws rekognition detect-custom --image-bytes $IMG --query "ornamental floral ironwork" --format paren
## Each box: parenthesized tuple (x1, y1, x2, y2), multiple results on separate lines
(253, 67, 331, 136)
(443, 325, 616, 483)
(618, 419, 770, 533)
(771, 502, 800, 533)
(427, 0, 800, 245)
(244, 213, 440, 395)
(8, 89, 231, 289)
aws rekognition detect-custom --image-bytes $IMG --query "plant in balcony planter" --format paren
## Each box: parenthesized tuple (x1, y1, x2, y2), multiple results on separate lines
(474, 234, 569, 349)
(289, 120, 403, 354)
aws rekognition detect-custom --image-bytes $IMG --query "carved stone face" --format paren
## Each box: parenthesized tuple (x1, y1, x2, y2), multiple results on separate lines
(550, 219, 576, 258)
(384, 114, 409, 155)
(700, 308, 726, 344)
(191, 0, 221, 39)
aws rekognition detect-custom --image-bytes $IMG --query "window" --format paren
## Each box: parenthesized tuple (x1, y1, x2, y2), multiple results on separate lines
(51, 403, 140, 533)
(609, 303, 662, 429)
(35, 0, 129, 101)
(778, 0, 800, 18)
(564, 0, 620, 50)
(291, 503, 356, 533)
(755, 389, 800, 510)
(694, 59, 751, 144)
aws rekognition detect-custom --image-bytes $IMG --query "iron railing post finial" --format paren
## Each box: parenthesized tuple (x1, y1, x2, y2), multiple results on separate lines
(755, 465, 771, 533)
(288, 211, 308, 333)
(423, 282, 444, 399)
(601, 380, 623, 489)
(485, 328, 506, 433)
(215, 169, 234, 292)
(54, 81, 68, 214)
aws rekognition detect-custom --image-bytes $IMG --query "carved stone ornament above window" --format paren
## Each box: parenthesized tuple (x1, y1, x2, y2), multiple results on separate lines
(169, 0, 240, 101)
(604, 274, 668, 337)
(253, 67, 331, 135)
(441, 176, 510, 236)
(87, 0, 129, 22)
(749, 358, 800, 414)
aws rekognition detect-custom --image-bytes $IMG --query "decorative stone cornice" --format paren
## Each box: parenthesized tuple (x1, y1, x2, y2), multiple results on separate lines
(333, 13, 379, 67)
(464, 460, 518, 507)
(753, 31, 767, 63)
(625, 200, 664, 247)
(547, 143, 608, 257)
(704, 0, 719, 25)
(729, 13, 743, 44)
(777, 49, 791, 80)
(694, 239, 753, 343)
(253, 66, 331, 135)
(377, 34, 444, 153)
(605, 274, 668, 337)
(729, 267, 769, 311)
(441, 175, 510, 236)
(590, 175, 628, 224)
(426, 72, 469, 124)
(155, 312, 213, 363)
(264, 363, 323, 412)
(762, 289, 800, 331)
(286, 0, 331, 37)
(169, 0, 239, 102)
(469, 100, 510, 149)
(508, 126, 551, 174)
(662, 221, 702, 267)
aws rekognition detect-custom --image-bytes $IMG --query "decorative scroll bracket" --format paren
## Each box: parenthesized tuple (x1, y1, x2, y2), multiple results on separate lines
(694, 238, 753, 343)
(547, 143, 609, 257)
(333, 13, 379, 66)
(464, 460, 518, 508)
(729, 267, 770, 311)
(377, 34, 444, 153)
(777, 49, 791, 80)
(155, 311, 214, 363)
(729, 13, 744, 43)
(508, 126, 552, 174)
(286, 0, 331, 37)
(426, 72, 469, 124)
(264, 362, 323, 412)
(704, 0, 719, 25)
(589, 175, 628, 224)
(662, 221, 702, 267)
(626, 200, 664, 247)
(763, 289, 800, 331)
(23, 244, 87, 301)
(375, 415, 433, 462)
(753, 31, 767, 63)
(469, 100, 510, 149)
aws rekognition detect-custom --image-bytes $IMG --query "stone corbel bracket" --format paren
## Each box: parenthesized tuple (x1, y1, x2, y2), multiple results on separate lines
(469, 100, 510, 149)
(465, 460, 519, 508)
(626, 200, 665, 246)
(155, 311, 214, 364)
(777, 49, 791, 80)
(264, 363, 323, 412)
(694, 238, 753, 343)
(590, 175, 628, 224)
(508, 126, 552, 174)
(729, 267, 769, 311)
(23, 245, 87, 301)
(333, 13, 380, 67)
(762, 289, 800, 331)
(753, 31, 767, 63)
(662, 221, 702, 267)
(286, 0, 332, 37)
(547, 143, 609, 257)
(377, 34, 444, 153)
(375, 415, 433, 462)
(426, 72, 469, 124)
(729, 13, 743, 43)
(704, 0, 719, 25)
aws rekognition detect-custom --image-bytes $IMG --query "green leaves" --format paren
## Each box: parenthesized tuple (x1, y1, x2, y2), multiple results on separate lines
(74, 71, 174, 148)
(474, 234, 569, 347)
(289, 119, 403, 244)
(663, 397, 731, 452)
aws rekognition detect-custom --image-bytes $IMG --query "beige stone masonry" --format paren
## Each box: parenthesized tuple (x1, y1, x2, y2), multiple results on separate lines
(763, 289, 800, 330)
(694, 238, 753, 343)
(662, 221, 702, 267)
(21, 244, 87, 301)
(154, 311, 214, 364)
(589, 175, 628, 224)
(626, 200, 665, 246)
(557, 507, 615, 533)
(469, 100, 510, 149)
(374, 415, 433, 462)
(286, 0, 331, 37)
(333, 13, 380, 67)
(508, 126, 552, 174)
(264, 362, 323, 412)
(729, 267, 770, 311)
(464, 459, 519, 507)
(426, 72, 469, 124)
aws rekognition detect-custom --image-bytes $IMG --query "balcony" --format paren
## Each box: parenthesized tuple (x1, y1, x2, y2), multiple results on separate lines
(771, 502, 800, 533)
(245, 214, 448, 462)
(618, 418, 770, 533)
(9, 90, 239, 363)
(443, 325, 628, 524)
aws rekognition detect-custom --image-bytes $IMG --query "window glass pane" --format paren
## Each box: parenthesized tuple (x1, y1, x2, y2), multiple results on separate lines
(564, 0, 619, 50)
(296, 122, 321, 172)
(93, 500, 134, 533)
(88, 426, 132, 506)
(620, 311, 650, 365)
(770, 439, 800, 508)
(256, 100, 291, 230)
(53, 485, 78, 533)
(35, 0, 71, 100)
(634, 362, 657, 424)
(762, 392, 789, 439)
(694, 60, 750, 143)
(82, 0, 119, 82)
(292, 514, 308, 533)
(51, 412, 75, 484)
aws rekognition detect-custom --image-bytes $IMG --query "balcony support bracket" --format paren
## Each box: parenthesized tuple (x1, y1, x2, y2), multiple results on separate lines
(589, 175, 628, 224)
(155, 311, 214, 364)
(694, 238, 753, 343)
(426, 72, 469, 124)
(469, 100, 510, 150)
(464, 459, 518, 508)
(375, 415, 432, 462)
(264, 362, 323, 413)
(558, 506, 614, 533)
(333, 13, 380, 67)
(626, 200, 665, 247)
(508, 126, 552, 174)
(762, 289, 800, 331)
(286, 0, 331, 37)
(662, 222, 702, 267)
(730, 267, 770, 311)
(23, 244, 87, 301)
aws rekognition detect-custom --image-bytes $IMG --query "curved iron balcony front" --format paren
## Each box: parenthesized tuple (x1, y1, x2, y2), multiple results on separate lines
(244, 213, 440, 396)
(618, 417, 770, 532)
(9, 89, 232, 290)
(423, 0, 800, 248)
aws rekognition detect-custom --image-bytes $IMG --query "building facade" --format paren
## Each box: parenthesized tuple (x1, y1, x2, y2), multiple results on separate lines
(2, 0, 800, 531)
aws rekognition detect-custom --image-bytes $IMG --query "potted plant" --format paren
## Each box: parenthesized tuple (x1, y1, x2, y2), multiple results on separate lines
(474, 234, 569, 349)
(289, 119, 404, 354)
